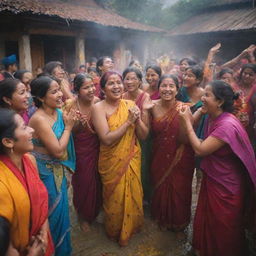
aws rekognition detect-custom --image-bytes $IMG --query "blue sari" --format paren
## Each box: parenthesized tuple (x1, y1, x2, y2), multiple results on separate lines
(32, 108, 76, 256)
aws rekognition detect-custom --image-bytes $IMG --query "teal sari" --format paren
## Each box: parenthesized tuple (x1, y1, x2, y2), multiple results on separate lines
(32, 108, 75, 256)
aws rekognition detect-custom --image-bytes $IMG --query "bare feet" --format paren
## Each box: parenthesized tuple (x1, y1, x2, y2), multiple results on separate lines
(79, 221, 90, 232)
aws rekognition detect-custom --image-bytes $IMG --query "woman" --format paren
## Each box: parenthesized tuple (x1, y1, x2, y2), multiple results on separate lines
(179, 80, 256, 256)
(96, 56, 114, 77)
(0, 78, 30, 122)
(92, 71, 148, 246)
(150, 74, 195, 239)
(14, 70, 37, 124)
(43, 61, 74, 100)
(0, 109, 54, 256)
(122, 67, 152, 201)
(64, 73, 101, 232)
(234, 64, 256, 144)
(144, 65, 162, 100)
(177, 66, 206, 191)
(29, 76, 76, 256)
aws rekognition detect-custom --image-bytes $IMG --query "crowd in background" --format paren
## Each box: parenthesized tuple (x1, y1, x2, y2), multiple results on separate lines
(0, 43, 256, 256)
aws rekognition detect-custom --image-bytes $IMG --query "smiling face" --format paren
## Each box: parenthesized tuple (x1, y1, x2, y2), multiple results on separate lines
(180, 60, 189, 72)
(42, 80, 63, 109)
(5, 82, 29, 112)
(78, 78, 96, 102)
(123, 71, 141, 93)
(12, 114, 34, 154)
(159, 77, 178, 102)
(240, 68, 256, 86)
(220, 72, 234, 85)
(103, 74, 124, 100)
(146, 68, 160, 88)
(183, 69, 199, 88)
(201, 85, 222, 115)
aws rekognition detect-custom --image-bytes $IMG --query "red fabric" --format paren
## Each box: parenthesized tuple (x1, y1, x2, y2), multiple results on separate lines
(193, 113, 256, 256)
(0, 155, 54, 256)
(135, 92, 147, 110)
(150, 101, 195, 229)
(72, 119, 102, 222)
(150, 90, 160, 100)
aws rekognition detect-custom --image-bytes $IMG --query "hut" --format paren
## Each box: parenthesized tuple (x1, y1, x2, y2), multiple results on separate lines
(167, 0, 256, 63)
(0, 0, 163, 73)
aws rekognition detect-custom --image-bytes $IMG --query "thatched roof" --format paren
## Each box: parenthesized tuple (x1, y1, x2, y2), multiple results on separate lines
(168, 7, 256, 36)
(0, 0, 163, 32)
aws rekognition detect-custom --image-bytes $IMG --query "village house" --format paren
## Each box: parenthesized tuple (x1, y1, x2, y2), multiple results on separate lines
(0, 0, 163, 73)
(167, 0, 256, 63)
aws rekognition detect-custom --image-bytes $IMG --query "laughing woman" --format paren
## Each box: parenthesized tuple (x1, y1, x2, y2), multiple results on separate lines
(179, 80, 256, 256)
(29, 76, 76, 256)
(64, 73, 102, 232)
(150, 74, 195, 239)
(0, 109, 54, 256)
(0, 78, 29, 122)
(92, 71, 148, 246)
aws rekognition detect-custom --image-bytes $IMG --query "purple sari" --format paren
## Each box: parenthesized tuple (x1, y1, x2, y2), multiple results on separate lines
(193, 112, 256, 256)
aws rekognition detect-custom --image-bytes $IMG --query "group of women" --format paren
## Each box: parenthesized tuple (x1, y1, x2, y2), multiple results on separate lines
(0, 47, 256, 256)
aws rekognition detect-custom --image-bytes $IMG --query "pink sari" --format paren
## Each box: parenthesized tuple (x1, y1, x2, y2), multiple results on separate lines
(193, 112, 256, 256)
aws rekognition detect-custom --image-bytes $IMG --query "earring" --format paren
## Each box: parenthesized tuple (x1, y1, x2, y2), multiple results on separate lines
(10, 148, 14, 154)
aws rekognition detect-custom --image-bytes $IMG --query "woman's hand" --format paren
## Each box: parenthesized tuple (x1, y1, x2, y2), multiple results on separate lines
(27, 237, 46, 256)
(179, 105, 193, 125)
(142, 98, 155, 110)
(127, 106, 140, 124)
(209, 43, 221, 55)
(63, 109, 76, 131)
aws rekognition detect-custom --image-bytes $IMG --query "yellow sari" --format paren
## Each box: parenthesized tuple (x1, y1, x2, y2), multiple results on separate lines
(0, 160, 30, 253)
(99, 99, 143, 246)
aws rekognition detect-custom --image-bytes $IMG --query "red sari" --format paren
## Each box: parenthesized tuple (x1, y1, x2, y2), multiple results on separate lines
(0, 154, 54, 256)
(72, 110, 102, 223)
(151, 101, 195, 229)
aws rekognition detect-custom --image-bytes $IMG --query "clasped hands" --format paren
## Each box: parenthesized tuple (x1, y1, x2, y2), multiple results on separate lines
(128, 105, 141, 124)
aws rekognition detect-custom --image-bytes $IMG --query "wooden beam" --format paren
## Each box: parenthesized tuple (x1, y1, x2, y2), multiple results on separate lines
(75, 35, 85, 68)
(18, 34, 32, 71)
(29, 28, 76, 37)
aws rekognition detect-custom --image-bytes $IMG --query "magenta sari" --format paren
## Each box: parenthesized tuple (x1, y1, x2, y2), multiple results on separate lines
(72, 113, 102, 223)
(193, 112, 256, 256)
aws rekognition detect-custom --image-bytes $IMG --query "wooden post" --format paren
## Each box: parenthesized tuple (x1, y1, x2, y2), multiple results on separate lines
(0, 37, 5, 61)
(18, 34, 32, 71)
(75, 35, 85, 68)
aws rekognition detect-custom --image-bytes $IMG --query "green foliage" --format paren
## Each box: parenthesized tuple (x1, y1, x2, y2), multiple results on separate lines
(95, 0, 215, 29)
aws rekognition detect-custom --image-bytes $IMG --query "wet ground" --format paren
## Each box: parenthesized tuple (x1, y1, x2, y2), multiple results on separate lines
(70, 176, 198, 256)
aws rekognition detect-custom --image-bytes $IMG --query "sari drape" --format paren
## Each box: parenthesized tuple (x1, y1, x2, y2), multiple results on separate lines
(151, 101, 195, 229)
(72, 110, 101, 223)
(33, 108, 75, 256)
(193, 112, 256, 256)
(98, 99, 143, 246)
(135, 92, 152, 202)
(0, 154, 53, 256)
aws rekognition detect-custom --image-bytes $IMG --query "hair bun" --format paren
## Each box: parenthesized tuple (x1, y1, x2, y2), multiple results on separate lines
(233, 92, 240, 100)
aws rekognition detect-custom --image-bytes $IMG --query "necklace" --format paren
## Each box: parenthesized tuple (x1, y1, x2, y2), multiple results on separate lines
(76, 99, 95, 134)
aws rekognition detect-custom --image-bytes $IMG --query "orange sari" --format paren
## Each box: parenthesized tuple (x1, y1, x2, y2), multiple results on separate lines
(98, 99, 143, 246)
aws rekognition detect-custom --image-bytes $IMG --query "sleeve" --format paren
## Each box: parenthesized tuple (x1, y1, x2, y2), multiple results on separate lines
(0, 181, 14, 222)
